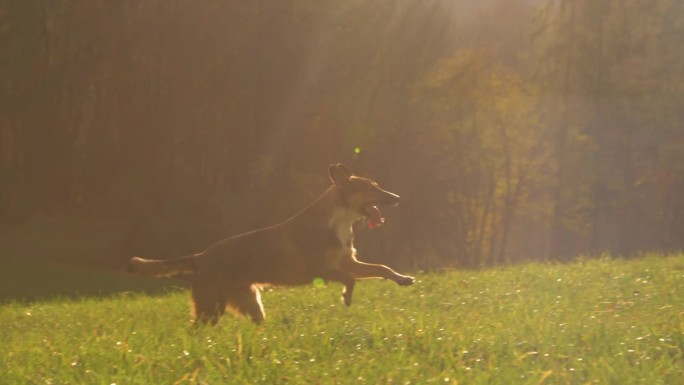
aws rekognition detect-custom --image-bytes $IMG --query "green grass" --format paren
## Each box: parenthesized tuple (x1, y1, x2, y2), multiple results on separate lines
(2, 255, 683, 384)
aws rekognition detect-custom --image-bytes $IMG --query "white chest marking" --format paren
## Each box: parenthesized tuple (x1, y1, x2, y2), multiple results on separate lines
(326, 207, 362, 267)
(328, 207, 362, 246)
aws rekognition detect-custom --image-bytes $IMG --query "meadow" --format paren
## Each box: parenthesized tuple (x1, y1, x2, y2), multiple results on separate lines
(1, 255, 683, 384)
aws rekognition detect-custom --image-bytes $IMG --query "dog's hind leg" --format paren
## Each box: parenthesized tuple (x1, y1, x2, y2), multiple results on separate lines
(226, 285, 265, 324)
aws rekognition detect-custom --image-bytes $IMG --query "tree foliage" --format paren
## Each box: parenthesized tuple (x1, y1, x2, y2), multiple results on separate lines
(1, 0, 683, 268)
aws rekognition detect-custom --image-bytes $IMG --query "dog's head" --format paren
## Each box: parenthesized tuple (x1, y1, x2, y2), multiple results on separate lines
(329, 163, 400, 227)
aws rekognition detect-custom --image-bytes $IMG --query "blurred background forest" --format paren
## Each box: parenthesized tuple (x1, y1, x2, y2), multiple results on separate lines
(1, 0, 683, 270)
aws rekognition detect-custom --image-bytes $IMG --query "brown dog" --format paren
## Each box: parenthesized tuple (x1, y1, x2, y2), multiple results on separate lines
(128, 164, 414, 324)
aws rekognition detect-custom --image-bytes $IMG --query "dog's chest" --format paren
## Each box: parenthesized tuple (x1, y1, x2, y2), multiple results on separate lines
(325, 207, 361, 268)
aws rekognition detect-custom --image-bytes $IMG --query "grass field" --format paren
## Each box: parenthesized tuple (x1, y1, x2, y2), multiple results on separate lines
(1, 255, 683, 384)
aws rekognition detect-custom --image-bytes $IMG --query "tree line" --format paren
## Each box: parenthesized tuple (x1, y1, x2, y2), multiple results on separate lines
(1, 0, 683, 268)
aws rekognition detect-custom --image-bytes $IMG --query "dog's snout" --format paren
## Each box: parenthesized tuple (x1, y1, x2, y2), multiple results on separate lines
(385, 191, 400, 205)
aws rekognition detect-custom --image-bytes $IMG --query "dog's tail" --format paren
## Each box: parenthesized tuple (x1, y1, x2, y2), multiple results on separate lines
(127, 255, 197, 277)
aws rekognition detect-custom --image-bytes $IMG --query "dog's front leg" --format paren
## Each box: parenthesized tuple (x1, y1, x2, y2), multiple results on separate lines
(341, 259, 415, 286)
(321, 269, 356, 307)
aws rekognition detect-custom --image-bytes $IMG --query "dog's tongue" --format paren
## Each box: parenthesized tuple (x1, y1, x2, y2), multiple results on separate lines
(368, 205, 384, 229)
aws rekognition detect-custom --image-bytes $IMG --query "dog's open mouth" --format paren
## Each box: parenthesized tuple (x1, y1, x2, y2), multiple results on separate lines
(364, 205, 385, 228)
(360, 191, 399, 229)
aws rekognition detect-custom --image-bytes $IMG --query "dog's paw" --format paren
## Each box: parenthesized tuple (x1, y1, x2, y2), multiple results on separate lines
(397, 275, 415, 286)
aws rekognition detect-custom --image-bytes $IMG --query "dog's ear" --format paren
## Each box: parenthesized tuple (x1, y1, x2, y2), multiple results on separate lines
(337, 163, 353, 178)
(329, 163, 353, 186)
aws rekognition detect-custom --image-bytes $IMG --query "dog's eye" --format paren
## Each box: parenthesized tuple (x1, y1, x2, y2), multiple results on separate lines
(347, 180, 364, 191)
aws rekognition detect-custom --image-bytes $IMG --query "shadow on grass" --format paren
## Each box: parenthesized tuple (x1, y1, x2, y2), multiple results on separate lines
(0, 259, 189, 304)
